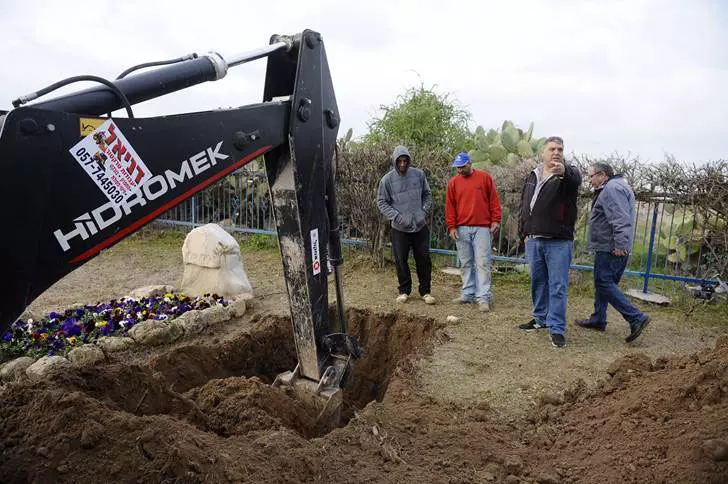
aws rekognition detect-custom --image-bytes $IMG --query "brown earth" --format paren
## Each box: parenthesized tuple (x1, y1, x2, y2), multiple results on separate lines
(1, 228, 727, 483)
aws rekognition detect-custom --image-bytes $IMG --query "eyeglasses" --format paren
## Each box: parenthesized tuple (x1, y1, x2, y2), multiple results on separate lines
(588, 171, 604, 179)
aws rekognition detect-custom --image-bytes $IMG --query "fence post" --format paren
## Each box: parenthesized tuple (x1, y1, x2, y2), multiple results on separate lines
(642, 202, 659, 293)
(191, 196, 197, 228)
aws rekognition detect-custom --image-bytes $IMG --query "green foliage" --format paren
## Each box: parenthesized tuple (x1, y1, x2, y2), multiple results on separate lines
(500, 125, 519, 152)
(335, 139, 452, 264)
(469, 120, 546, 168)
(364, 84, 472, 154)
(488, 144, 507, 163)
(660, 208, 726, 264)
(238, 233, 277, 251)
(516, 139, 534, 158)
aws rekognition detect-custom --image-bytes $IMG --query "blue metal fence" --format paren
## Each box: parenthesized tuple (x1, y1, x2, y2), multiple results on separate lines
(157, 170, 725, 297)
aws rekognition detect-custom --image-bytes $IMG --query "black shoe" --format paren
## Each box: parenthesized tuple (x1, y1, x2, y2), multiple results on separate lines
(574, 318, 607, 332)
(625, 316, 651, 343)
(551, 333, 567, 348)
(518, 319, 548, 331)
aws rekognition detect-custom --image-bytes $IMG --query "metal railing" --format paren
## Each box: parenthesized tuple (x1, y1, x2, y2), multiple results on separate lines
(156, 170, 726, 297)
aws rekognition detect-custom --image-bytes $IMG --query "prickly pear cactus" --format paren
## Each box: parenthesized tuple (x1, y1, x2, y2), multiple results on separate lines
(467, 120, 546, 166)
(517, 139, 534, 158)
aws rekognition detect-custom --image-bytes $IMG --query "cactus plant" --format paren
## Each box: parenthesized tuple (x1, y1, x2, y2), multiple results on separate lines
(488, 144, 508, 164)
(486, 129, 499, 145)
(506, 153, 521, 165)
(501, 126, 520, 152)
(516, 139, 534, 158)
(467, 120, 546, 166)
(524, 121, 534, 142)
(661, 209, 726, 264)
(531, 137, 546, 155)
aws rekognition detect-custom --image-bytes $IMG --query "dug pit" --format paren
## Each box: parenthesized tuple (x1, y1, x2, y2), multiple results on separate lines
(136, 307, 443, 435)
(0, 307, 443, 472)
(2, 310, 728, 483)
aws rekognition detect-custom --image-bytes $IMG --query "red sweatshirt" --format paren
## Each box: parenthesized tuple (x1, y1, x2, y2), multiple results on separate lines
(445, 169, 502, 230)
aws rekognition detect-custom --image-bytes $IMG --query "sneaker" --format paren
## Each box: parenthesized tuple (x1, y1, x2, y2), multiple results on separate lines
(422, 294, 436, 305)
(551, 333, 567, 348)
(395, 294, 409, 304)
(452, 296, 475, 304)
(574, 318, 607, 332)
(625, 316, 651, 343)
(518, 319, 548, 331)
(478, 302, 490, 312)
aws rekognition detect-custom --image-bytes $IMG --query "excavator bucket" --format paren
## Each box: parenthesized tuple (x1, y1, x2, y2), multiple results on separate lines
(274, 366, 343, 431)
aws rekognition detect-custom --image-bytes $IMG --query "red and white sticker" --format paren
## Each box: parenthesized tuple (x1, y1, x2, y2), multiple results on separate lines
(310, 228, 321, 275)
(69, 119, 152, 204)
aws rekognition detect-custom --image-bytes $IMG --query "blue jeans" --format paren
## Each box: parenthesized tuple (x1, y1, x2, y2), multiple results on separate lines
(588, 251, 646, 329)
(455, 226, 492, 303)
(526, 238, 573, 335)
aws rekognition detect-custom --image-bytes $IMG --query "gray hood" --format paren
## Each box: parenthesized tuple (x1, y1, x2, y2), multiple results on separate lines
(391, 145, 411, 172)
(377, 145, 433, 234)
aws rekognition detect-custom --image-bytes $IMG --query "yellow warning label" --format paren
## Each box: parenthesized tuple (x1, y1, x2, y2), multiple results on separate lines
(79, 118, 105, 136)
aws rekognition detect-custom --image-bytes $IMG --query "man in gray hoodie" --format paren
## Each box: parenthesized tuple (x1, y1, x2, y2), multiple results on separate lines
(575, 162, 651, 343)
(377, 145, 436, 304)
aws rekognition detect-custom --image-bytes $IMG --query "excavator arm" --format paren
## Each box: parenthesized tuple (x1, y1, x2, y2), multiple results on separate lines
(0, 29, 361, 426)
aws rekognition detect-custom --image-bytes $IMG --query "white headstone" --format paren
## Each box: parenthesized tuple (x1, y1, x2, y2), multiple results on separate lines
(181, 224, 254, 299)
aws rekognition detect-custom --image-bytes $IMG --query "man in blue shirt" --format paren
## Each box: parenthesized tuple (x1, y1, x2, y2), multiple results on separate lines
(575, 162, 651, 343)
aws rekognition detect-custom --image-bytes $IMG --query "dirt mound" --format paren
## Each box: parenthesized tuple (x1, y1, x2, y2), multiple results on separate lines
(1, 309, 726, 483)
(523, 336, 728, 483)
(148, 313, 298, 393)
(193, 376, 318, 437)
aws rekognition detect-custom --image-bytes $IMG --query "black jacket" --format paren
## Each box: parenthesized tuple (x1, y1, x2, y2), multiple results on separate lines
(518, 164, 581, 240)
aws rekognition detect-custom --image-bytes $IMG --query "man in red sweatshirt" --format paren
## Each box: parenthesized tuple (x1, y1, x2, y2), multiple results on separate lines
(446, 152, 502, 312)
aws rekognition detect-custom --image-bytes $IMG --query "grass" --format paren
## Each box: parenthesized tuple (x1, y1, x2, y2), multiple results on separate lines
(567, 270, 728, 328)
(140, 225, 280, 253)
(237, 233, 278, 251)
(133, 225, 727, 330)
(111, 227, 187, 258)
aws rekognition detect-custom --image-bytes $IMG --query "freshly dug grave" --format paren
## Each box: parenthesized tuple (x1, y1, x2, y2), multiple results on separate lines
(0, 309, 726, 483)
(0, 309, 448, 483)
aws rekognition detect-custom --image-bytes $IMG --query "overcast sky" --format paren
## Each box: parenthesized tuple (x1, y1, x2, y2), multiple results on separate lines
(1, 0, 725, 163)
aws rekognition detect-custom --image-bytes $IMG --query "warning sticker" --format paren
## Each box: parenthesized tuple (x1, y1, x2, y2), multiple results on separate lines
(310, 228, 321, 275)
(69, 119, 152, 204)
(79, 117, 105, 136)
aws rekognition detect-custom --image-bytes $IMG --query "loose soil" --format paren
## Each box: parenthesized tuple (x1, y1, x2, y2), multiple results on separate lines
(2, 228, 727, 483)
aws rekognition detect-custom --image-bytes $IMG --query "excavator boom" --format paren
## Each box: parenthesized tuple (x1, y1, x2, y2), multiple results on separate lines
(0, 29, 360, 426)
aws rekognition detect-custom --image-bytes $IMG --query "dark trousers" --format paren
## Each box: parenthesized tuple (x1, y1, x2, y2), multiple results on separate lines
(589, 251, 647, 329)
(391, 225, 432, 296)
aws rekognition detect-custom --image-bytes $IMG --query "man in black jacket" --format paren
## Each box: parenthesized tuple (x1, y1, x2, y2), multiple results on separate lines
(517, 136, 581, 348)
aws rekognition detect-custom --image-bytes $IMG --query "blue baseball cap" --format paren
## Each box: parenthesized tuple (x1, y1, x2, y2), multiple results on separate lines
(452, 151, 471, 167)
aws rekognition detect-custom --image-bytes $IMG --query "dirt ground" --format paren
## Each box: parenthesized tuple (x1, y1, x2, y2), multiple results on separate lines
(2, 228, 727, 483)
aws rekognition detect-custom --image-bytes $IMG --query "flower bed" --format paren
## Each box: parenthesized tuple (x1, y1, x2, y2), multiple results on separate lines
(1, 293, 227, 359)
